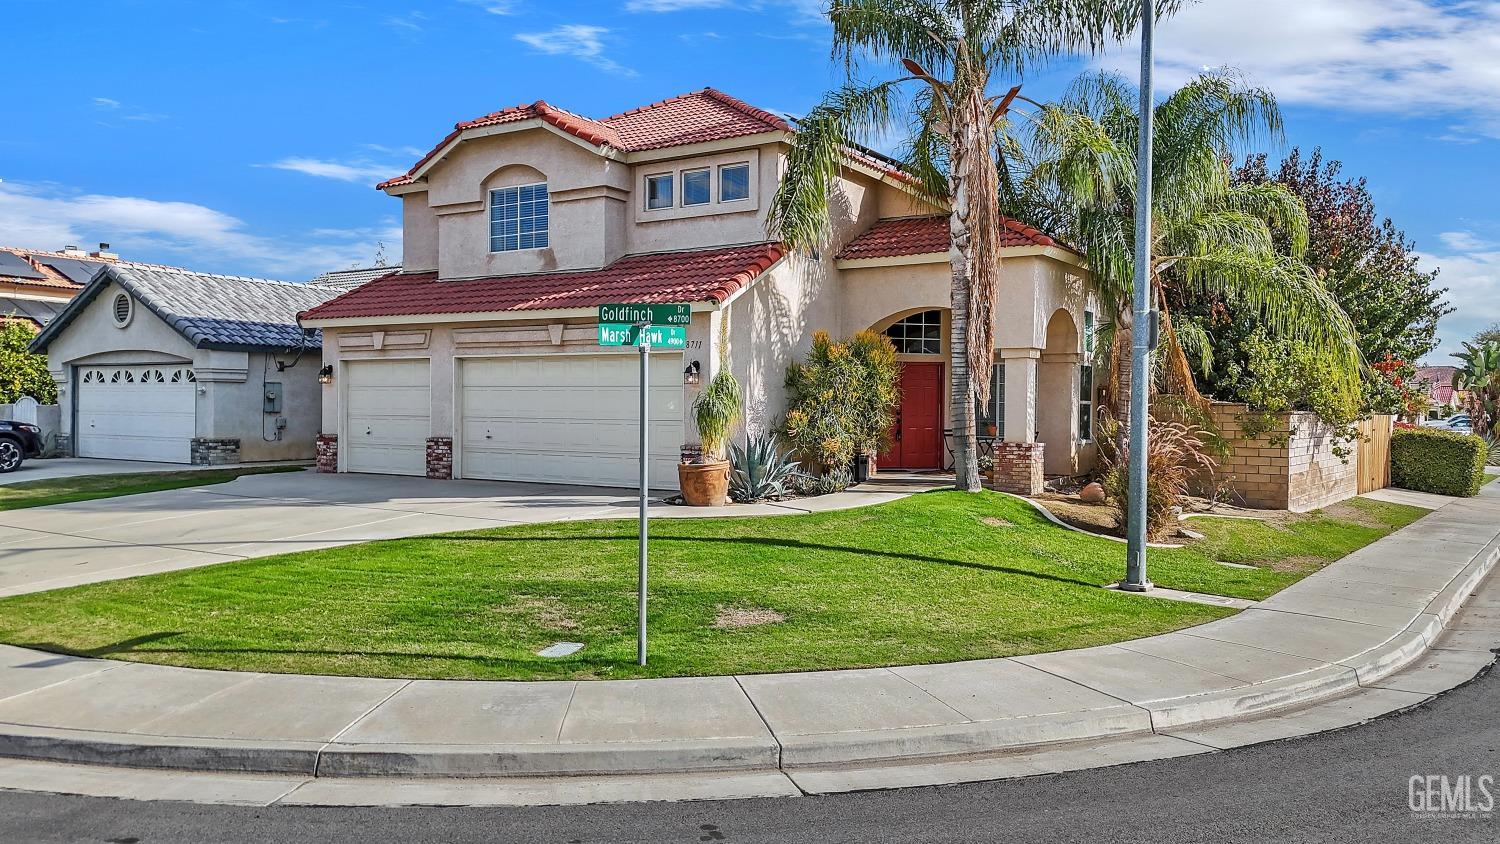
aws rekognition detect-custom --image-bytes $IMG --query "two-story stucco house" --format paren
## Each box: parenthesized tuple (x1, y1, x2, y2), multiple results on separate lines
(299, 88, 1099, 493)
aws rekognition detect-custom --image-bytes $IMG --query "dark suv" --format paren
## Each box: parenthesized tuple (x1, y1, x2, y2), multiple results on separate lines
(0, 421, 43, 473)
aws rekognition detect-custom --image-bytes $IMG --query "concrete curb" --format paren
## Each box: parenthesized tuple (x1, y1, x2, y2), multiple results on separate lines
(0, 490, 1495, 781)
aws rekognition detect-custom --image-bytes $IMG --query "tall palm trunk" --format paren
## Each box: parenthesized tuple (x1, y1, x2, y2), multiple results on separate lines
(947, 86, 1002, 492)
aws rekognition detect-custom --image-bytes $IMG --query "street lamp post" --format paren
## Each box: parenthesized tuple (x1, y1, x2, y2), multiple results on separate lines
(1122, 0, 1155, 592)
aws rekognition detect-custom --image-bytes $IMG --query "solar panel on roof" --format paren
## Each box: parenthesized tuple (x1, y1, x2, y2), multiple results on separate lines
(37, 256, 105, 285)
(0, 251, 47, 280)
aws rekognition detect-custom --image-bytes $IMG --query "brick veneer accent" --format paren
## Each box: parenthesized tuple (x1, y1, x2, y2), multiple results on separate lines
(989, 441, 1044, 495)
(426, 437, 453, 480)
(315, 434, 338, 473)
(190, 437, 240, 466)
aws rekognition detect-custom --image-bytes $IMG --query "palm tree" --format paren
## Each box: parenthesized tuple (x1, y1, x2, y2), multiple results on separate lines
(1453, 340, 1500, 436)
(1004, 70, 1361, 415)
(767, 0, 1155, 492)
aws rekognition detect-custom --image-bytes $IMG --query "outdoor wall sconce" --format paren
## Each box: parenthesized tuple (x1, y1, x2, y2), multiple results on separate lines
(683, 360, 701, 385)
(318, 365, 335, 384)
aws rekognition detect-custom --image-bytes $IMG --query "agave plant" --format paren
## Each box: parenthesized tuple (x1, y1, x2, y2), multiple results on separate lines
(730, 433, 804, 503)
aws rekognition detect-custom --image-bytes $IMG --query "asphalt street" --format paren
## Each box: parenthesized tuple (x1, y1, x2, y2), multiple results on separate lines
(2, 659, 1496, 844)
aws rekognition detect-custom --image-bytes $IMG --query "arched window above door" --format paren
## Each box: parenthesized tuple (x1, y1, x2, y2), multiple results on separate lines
(884, 310, 942, 355)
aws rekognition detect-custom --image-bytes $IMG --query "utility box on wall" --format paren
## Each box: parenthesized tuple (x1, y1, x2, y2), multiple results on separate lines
(263, 382, 283, 414)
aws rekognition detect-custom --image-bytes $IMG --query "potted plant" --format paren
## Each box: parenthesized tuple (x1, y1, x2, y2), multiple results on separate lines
(680, 367, 740, 506)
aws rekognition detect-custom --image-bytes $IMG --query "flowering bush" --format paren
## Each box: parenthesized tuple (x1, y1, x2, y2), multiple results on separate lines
(782, 331, 899, 472)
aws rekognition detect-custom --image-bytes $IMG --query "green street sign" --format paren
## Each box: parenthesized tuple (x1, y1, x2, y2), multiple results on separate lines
(597, 323, 687, 349)
(597, 303, 692, 326)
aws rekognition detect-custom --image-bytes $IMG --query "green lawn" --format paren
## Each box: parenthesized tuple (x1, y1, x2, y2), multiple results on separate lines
(0, 465, 307, 511)
(0, 491, 1424, 681)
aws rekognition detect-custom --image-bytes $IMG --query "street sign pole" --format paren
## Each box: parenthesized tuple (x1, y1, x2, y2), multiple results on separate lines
(636, 320, 651, 666)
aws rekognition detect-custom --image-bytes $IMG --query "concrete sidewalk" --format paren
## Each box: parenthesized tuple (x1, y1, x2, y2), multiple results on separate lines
(0, 470, 938, 597)
(0, 484, 1495, 782)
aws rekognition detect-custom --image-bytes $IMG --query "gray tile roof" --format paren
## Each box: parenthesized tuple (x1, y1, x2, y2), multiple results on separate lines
(308, 265, 402, 292)
(30, 263, 343, 353)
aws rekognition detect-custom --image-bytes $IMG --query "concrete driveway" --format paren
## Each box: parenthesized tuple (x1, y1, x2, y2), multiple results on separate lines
(0, 470, 921, 597)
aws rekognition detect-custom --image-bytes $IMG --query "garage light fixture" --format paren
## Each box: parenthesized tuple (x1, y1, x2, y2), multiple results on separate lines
(683, 360, 701, 385)
(318, 365, 334, 384)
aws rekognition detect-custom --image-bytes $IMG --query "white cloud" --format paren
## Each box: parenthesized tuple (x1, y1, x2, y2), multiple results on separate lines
(1440, 231, 1490, 252)
(626, 0, 732, 10)
(260, 157, 402, 184)
(1098, 1, 1500, 138)
(1416, 245, 1500, 362)
(515, 25, 637, 76)
(0, 181, 400, 280)
(92, 97, 121, 109)
(458, 0, 520, 12)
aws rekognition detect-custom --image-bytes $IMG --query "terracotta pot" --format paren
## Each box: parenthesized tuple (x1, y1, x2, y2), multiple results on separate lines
(678, 460, 731, 506)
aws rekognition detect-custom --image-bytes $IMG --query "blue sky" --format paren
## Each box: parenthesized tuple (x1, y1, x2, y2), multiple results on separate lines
(5, 0, 1498, 363)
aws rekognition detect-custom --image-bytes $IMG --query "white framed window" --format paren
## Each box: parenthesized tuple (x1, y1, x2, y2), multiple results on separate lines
(884, 310, 942, 355)
(719, 163, 750, 202)
(489, 183, 549, 252)
(682, 168, 711, 206)
(645, 173, 674, 210)
(1079, 364, 1094, 441)
(1083, 310, 1095, 355)
(977, 362, 1005, 439)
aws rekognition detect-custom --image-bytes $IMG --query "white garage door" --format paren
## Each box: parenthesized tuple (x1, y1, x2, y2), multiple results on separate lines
(344, 359, 431, 475)
(460, 354, 684, 488)
(75, 365, 196, 463)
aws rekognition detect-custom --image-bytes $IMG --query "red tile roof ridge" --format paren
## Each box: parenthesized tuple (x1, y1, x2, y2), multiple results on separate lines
(600, 87, 791, 134)
(298, 242, 786, 321)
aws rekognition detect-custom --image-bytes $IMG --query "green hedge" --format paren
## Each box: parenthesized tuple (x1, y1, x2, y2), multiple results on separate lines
(1390, 427, 1487, 497)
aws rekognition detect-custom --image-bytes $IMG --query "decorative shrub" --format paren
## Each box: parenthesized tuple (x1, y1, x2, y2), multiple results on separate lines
(1390, 427, 1486, 497)
(692, 368, 741, 462)
(790, 466, 854, 497)
(730, 433, 804, 502)
(1098, 410, 1217, 541)
(782, 330, 899, 472)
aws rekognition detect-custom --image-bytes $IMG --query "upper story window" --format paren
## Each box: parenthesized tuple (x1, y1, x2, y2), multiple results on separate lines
(682, 168, 711, 206)
(646, 173, 674, 210)
(884, 310, 942, 355)
(719, 163, 750, 202)
(490, 183, 549, 252)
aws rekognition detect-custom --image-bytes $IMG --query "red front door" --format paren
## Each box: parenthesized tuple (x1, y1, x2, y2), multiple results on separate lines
(880, 362, 944, 469)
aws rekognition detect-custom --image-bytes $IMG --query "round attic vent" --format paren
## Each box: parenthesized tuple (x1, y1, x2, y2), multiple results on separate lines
(112, 292, 132, 327)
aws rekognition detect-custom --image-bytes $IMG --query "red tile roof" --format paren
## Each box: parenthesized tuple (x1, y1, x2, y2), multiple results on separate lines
(378, 88, 792, 190)
(836, 215, 1067, 260)
(300, 243, 785, 321)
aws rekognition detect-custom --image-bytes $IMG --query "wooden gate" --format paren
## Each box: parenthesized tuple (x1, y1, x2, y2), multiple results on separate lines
(1357, 414, 1393, 493)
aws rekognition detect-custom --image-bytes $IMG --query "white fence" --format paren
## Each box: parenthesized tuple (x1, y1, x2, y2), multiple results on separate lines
(1, 396, 61, 441)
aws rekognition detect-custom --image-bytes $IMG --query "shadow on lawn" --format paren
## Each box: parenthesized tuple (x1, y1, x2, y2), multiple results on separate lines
(434, 533, 1101, 589)
(16, 634, 565, 672)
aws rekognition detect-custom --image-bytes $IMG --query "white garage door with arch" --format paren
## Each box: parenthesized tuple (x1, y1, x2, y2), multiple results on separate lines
(343, 358, 431, 476)
(459, 354, 684, 488)
(75, 365, 197, 463)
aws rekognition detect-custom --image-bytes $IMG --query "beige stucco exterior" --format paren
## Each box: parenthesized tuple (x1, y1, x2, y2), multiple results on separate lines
(43, 280, 323, 462)
(308, 119, 1101, 484)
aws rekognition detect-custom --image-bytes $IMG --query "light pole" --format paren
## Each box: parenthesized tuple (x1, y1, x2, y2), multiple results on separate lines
(1122, 0, 1155, 592)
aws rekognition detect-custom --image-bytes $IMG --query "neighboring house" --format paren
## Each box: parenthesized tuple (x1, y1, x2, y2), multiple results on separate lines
(29, 263, 342, 464)
(299, 88, 1098, 492)
(1414, 365, 1462, 418)
(309, 264, 403, 293)
(0, 245, 116, 326)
